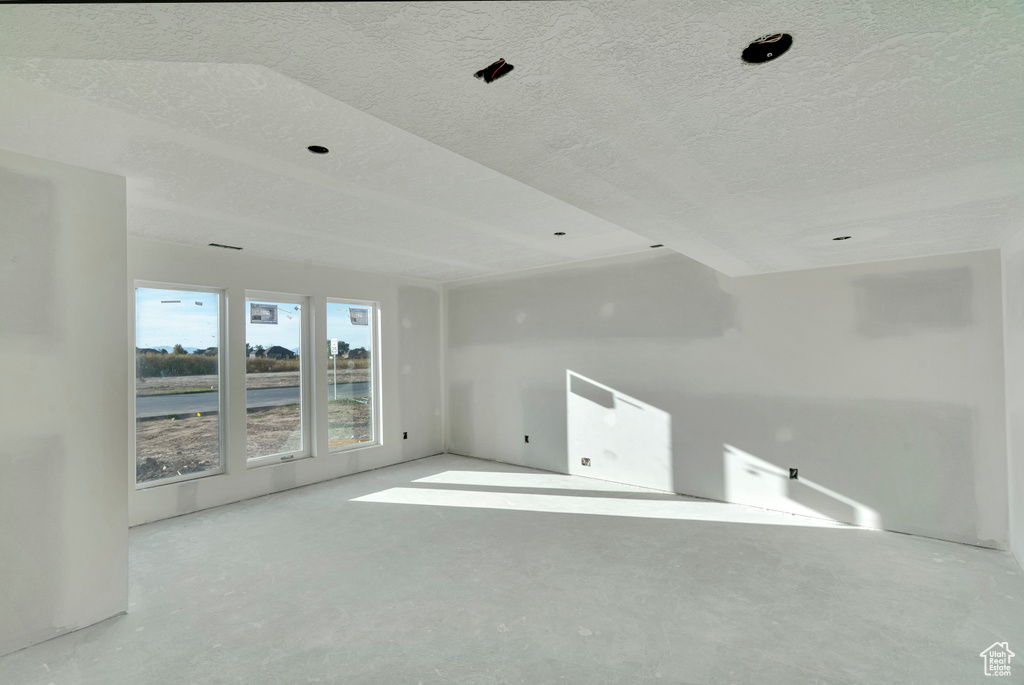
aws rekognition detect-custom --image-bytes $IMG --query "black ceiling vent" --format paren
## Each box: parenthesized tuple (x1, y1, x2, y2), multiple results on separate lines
(307, 145, 329, 154)
(833, 236, 852, 241)
(742, 34, 792, 63)
(474, 58, 514, 83)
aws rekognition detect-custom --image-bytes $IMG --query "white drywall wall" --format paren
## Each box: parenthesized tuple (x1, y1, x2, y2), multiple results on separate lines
(128, 237, 443, 526)
(446, 249, 1008, 548)
(0, 149, 129, 656)
(1002, 233, 1024, 569)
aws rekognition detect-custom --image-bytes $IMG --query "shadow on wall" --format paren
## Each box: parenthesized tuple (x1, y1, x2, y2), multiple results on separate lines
(0, 168, 59, 342)
(855, 268, 973, 337)
(669, 395, 979, 543)
(398, 285, 442, 443)
(448, 381, 475, 455)
(447, 254, 735, 348)
(0, 436, 65, 656)
(560, 373, 881, 532)
(398, 285, 442, 379)
(522, 383, 565, 470)
(453, 367, 983, 542)
(724, 444, 881, 528)
(566, 371, 672, 492)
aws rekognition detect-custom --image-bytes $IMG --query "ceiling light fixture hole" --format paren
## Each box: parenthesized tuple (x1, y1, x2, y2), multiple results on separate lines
(474, 58, 514, 83)
(742, 33, 792, 63)
(307, 145, 329, 154)
(554, 232, 566, 236)
(833, 236, 851, 241)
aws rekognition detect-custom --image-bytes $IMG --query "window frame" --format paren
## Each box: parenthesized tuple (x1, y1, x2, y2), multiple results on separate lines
(133, 280, 228, 490)
(325, 297, 382, 454)
(244, 290, 313, 468)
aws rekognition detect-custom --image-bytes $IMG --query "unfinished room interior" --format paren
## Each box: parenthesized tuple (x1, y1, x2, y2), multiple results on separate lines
(1, 1, 1023, 683)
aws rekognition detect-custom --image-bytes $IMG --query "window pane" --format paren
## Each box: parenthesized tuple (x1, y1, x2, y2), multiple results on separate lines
(326, 301, 374, 450)
(135, 287, 221, 484)
(246, 298, 304, 460)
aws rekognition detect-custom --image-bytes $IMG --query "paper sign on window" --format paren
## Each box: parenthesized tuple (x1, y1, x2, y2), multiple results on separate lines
(250, 303, 278, 324)
(350, 308, 369, 326)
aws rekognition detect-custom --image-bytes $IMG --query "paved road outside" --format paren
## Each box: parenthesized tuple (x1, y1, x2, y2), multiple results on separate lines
(136, 382, 370, 418)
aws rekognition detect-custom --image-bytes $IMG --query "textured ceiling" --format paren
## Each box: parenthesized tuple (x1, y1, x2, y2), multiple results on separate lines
(0, 63, 644, 281)
(1, 1, 1022, 280)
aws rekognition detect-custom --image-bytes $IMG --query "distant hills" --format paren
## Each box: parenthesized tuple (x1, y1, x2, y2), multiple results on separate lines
(157, 345, 197, 353)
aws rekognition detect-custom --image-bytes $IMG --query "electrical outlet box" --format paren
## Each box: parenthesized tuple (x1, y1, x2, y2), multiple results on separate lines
(789, 468, 798, 480)
(403, 431, 408, 440)
(581, 458, 591, 466)
(524, 435, 529, 443)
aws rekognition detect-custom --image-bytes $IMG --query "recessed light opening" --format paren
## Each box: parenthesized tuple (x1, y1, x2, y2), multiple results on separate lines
(742, 33, 792, 63)
(650, 244, 664, 248)
(209, 242, 243, 250)
(833, 236, 851, 241)
(474, 58, 514, 83)
(307, 145, 329, 154)
(554, 232, 566, 236)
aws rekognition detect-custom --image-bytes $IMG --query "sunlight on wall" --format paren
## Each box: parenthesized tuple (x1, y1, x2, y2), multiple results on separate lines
(723, 444, 882, 528)
(352, 470, 855, 528)
(566, 371, 673, 491)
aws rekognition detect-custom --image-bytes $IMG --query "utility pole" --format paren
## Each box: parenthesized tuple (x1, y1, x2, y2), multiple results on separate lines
(330, 338, 338, 400)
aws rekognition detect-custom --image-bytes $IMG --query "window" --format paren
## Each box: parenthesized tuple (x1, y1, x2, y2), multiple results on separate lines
(326, 299, 377, 451)
(246, 293, 310, 465)
(135, 285, 224, 485)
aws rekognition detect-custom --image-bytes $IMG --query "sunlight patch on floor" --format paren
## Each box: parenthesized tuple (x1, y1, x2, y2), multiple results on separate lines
(413, 470, 654, 493)
(354, 473, 857, 528)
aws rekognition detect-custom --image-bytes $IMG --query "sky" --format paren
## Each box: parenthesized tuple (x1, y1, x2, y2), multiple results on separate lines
(136, 287, 219, 349)
(245, 299, 304, 350)
(326, 303, 373, 353)
(136, 287, 372, 353)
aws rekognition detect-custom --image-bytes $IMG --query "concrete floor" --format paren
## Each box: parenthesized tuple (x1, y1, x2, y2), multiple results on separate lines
(1, 454, 1022, 684)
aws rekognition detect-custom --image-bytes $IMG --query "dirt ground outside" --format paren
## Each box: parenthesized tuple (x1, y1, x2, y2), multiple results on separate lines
(136, 399, 371, 483)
